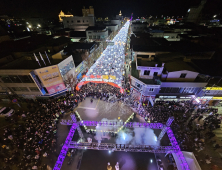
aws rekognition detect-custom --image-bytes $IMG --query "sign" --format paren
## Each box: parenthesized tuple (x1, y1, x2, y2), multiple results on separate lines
(149, 96, 154, 107)
(35, 65, 66, 94)
(212, 97, 222, 100)
(107, 42, 114, 46)
(206, 87, 222, 90)
(12, 99, 17, 103)
(30, 71, 46, 95)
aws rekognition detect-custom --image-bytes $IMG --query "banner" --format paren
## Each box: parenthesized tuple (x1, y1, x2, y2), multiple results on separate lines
(30, 71, 46, 95)
(35, 65, 66, 94)
(149, 96, 154, 107)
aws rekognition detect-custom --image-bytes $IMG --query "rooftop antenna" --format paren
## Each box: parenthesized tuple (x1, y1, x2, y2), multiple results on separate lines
(45, 51, 51, 65)
(39, 52, 46, 66)
(34, 53, 41, 67)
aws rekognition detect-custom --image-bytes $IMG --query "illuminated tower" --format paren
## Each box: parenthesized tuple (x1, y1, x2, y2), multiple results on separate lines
(119, 10, 122, 16)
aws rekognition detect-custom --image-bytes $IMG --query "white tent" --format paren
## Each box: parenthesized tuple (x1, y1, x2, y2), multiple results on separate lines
(172, 151, 201, 170)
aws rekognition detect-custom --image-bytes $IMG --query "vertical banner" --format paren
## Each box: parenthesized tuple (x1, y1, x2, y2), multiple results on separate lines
(149, 96, 154, 107)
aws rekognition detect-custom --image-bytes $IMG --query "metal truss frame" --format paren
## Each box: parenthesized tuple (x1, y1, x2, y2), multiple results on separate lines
(68, 141, 179, 153)
(54, 116, 190, 170)
(60, 119, 163, 129)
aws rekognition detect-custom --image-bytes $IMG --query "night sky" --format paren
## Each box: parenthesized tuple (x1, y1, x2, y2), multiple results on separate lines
(0, 0, 205, 19)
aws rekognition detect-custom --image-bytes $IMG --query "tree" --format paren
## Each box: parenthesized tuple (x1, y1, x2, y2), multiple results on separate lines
(82, 51, 94, 70)
(64, 71, 77, 94)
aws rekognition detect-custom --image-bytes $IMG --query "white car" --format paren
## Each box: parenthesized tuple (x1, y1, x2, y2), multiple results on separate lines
(0, 108, 14, 117)
(0, 107, 6, 114)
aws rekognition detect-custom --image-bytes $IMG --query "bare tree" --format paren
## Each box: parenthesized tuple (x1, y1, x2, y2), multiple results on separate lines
(64, 72, 77, 94)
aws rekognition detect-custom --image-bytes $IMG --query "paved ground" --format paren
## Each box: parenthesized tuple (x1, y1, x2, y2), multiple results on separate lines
(76, 98, 133, 125)
(80, 150, 158, 170)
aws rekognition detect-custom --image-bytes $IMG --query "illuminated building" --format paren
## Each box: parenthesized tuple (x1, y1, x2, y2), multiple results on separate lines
(63, 16, 95, 31)
(86, 26, 109, 42)
(186, 0, 206, 23)
(58, 10, 73, 22)
(82, 6, 94, 17)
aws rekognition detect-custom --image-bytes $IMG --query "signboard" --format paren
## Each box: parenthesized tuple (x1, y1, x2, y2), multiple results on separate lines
(35, 65, 66, 94)
(212, 97, 222, 100)
(107, 42, 114, 46)
(12, 99, 17, 103)
(206, 87, 222, 90)
(30, 71, 46, 95)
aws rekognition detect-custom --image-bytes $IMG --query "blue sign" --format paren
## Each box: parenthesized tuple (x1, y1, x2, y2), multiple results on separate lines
(77, 72, 82, 79)
(12, 99, 17, 103)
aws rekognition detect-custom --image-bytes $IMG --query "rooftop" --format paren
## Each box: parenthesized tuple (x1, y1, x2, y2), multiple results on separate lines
(169, 41, 214, 54)
(70, 31, 86, 38)
(130, 35, 170, 48)
(0, 57, 64, 70)
(131, 61, 160, 85)
(133, 45, 173, 52)
(164, 59, 198, 72)
(191, 59, 222, 76)
(137, 58, 161, 67)
(64, 42, 96, 52)
(86, 26, 106, 31)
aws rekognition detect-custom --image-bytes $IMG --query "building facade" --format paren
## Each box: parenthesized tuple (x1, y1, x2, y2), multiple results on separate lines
(63, 16, 95, 31)
(86, 26, 109, 42)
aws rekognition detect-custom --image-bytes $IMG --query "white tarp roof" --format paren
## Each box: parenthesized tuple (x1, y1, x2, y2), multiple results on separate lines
(172, 151, 201, 170)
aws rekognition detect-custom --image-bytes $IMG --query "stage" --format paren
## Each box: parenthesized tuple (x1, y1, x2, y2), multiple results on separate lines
(80, 150, 158, 170)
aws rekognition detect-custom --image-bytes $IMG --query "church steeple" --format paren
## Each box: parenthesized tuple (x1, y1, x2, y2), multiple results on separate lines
(119, 10, 122, 16)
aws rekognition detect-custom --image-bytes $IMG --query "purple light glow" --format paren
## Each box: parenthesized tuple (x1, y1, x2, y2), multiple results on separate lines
(55, 117, 190, 170)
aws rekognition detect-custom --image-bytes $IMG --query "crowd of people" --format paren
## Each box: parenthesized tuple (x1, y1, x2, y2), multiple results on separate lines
(1, 82, 222, 169)
(0, 96, 75, 170)
(0, 83, 129, 170)
(135, 99, 222, 164)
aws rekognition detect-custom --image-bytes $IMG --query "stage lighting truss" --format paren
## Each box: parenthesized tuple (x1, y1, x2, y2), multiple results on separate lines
(68, 141, 179, 153)
(54, 115, 190, 170)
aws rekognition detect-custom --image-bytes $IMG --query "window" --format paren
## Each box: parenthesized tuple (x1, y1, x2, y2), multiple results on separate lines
(29, 87, 39, 92)
(97, 36, 100, 39)
(67, 21, 69, 23)
(135, 82, 142, 89)
(0, 76, 13, 83)
(86, 20, 88, 22)
(71, 20, 73, 23)
(9, 75, 22, 83)
(153, 72, 158, 76)
(144, 70, 150, 75)
(18, 75, 33, 83)
(93, 35, 96, 39)
(12, 87, 21, 91)
(180, 73, 187, 78)
(19, 87, 29, 92)
(83, 20, 84, 23)
(149, 88, 154, 92)
(77, 20, 80, 23)
(89, 36, 92, 39)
